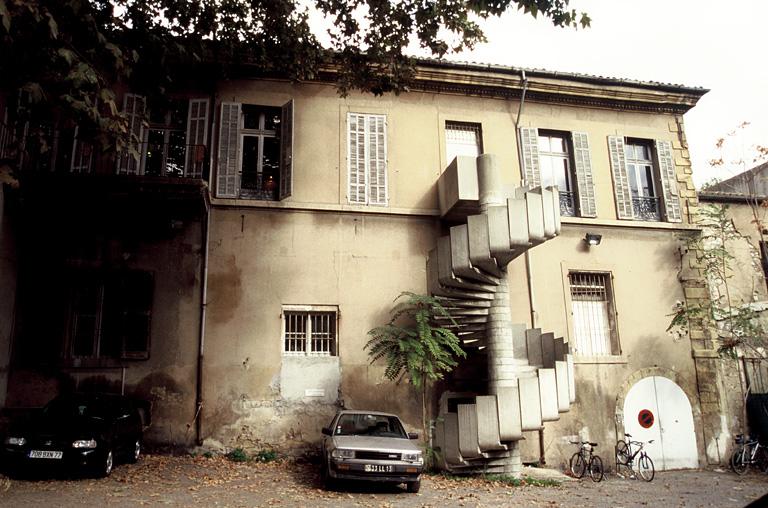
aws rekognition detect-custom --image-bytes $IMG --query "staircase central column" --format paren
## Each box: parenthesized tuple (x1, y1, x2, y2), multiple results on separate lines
(477, 154, 523, 476)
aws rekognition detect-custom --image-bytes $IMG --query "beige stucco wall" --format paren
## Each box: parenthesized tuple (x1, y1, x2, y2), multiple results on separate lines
(202, 78, 716, 466)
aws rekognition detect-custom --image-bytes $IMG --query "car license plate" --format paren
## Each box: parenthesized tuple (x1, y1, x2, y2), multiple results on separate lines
(29, 450, 63, 459)
(364, 464, 392, 473)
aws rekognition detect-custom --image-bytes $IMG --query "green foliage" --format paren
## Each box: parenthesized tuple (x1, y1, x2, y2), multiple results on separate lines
(226, 447, 249, 462)
(0, 0, 588, 155)
(668, 204, 767, 356)
(366, 292, 466, 388)
(254, 449, 279, 463)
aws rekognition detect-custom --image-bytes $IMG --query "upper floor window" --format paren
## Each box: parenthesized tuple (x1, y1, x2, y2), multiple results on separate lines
(348, 113, 387, 206)
(538, 131, 577, 217)
(445, 121, 482, 166)
(216, 101, 293, 200)
(282, 306, 338, 357)
(519, 127, 596, 218)
(116, 94, 210, 178)
(608, 135, 681, 223)
(568, 271, 620, 357)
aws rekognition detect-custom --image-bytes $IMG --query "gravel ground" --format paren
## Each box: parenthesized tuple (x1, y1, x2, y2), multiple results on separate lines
(0, 454, 766, 507)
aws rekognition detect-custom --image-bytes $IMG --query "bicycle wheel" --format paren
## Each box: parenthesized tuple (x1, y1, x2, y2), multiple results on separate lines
(637, 454, 655, 482)
(570, 452, 587, 478)
(756, 447, 768, 473)
(615, 440, 629, 466)
(588, 455, 604, 482)
(730, 448, 749, 475)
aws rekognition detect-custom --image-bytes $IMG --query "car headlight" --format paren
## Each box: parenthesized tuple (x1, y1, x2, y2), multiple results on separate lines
(4, 436, 26, 446)
(402, 452, 423, 464)
(72, 439, 98, 449)
(331, 448, 354, 459)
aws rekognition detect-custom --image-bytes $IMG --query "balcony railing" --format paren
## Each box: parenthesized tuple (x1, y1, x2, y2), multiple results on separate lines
(117, 141, 208, 179)
(632, 196, 661, 221)
(559, 191, 576, 217)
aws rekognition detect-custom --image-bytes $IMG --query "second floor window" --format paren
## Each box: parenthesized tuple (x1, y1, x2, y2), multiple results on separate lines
(519, 127, 596, 218)
(216, 101, 294, 200)
(348, 113, 387, 206)
(445, 121, 482, 166)
(608, 135, 681, 223)
(538, 132, 576, 217)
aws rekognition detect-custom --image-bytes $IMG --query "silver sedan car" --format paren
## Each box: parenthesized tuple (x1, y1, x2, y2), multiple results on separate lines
(320, 410, 423, 492)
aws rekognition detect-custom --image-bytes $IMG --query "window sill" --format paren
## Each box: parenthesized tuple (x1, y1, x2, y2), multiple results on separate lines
(573, 355, 627, 365)
(561, 216, 697, 232)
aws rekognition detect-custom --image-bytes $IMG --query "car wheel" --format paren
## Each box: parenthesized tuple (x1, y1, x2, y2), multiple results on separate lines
(128, 439, 141, 464)
(406, 480, 421, 493)
(98, 449, 114, 478)
(321, 459, 335, 490)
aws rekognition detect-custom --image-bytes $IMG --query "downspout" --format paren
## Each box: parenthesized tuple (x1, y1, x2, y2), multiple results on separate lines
(196, 185, 211, 446)
(514, 70, 545, 466)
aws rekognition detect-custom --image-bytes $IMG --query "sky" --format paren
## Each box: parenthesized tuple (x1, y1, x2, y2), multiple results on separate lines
(429, 0, 768, 186)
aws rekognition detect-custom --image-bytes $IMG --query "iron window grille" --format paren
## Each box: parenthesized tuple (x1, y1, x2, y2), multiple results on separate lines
(568, 271, 619, 356)
(283, 308, 338, 357)
(445, 121, 483, 166)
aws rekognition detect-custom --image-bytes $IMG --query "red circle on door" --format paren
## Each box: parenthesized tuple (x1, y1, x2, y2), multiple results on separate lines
(638, 409, 654, 429)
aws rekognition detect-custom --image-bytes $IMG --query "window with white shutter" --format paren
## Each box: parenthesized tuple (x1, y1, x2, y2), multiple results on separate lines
(608, 135, 681, 222)
(185, 98, 209, 178)
(347, 113, 388, 206)
(116, 93, 146, 175)
(215, 101, 293, 200)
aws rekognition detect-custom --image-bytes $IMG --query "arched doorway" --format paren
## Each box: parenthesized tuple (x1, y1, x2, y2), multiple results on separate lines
(623, 376, 698, 470)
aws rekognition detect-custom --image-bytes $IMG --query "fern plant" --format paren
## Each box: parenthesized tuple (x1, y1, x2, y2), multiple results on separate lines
(366, 292, 466, 438)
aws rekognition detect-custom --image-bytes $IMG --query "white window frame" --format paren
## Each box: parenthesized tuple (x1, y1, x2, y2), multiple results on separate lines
(445, 121, 482, 166)
(281, 305, 339, 357)
(347, 112, 388, 206)
(537, 131, 574, 193)
(624, 140, 657, 199)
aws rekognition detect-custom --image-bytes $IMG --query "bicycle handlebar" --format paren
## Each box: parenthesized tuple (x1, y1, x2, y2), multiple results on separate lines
(570, 441, 598, 447)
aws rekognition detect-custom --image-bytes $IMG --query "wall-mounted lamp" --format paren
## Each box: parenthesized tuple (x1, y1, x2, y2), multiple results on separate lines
(584, 233, 602, 246)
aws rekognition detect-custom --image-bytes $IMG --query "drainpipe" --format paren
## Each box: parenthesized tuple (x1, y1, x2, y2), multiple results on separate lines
(513, 69, 546, 466)
(196, 188, 211, 446)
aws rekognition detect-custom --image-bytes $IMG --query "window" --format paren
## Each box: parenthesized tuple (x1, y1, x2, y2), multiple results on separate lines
(216, 101, 293, 200)
(568, 272, 619, 356)
(282, 307, 338, 356)
(538, 132, 576, 216)
(445, 121, 482, 165)
(348, 113, 387, 205)
(68, 270, 153, 360)
(608, 136, 681, 223)
(518, 127, 596, 218)
(115, 94, 210, 178)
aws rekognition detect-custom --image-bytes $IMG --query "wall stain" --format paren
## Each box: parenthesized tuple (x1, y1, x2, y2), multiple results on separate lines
(207, 254, 242, 324)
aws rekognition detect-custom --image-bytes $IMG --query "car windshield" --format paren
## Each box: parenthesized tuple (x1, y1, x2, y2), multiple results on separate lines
(43, 397, 108, 420)
(333, 413, 407, 438)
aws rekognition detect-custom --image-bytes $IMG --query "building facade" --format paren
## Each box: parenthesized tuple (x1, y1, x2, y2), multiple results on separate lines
(0, 60, 738, 469)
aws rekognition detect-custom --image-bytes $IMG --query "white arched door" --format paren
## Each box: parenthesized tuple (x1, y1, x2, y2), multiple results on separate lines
(623, 376, 698, 470)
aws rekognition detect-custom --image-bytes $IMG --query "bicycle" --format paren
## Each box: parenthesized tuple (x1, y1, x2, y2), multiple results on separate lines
(569, 440, 604, 482)
(730, 434, 768, 475)
(615, 433, 655, 481)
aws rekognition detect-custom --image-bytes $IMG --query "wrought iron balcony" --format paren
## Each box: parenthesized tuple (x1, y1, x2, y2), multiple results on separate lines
(632, 196, 661, 221)
(559, 191, 576, 217)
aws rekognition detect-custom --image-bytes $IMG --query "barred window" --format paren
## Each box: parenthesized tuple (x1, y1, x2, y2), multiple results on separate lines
(569, 272, 619, 356)
(445, 121, 482, 165)
(283, 308, 337, 356)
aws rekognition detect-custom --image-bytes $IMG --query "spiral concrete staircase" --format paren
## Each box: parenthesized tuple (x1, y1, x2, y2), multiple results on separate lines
(430, 154, 576, 475)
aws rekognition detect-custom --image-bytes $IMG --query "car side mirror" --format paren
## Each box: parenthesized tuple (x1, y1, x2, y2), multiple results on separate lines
(408, 432, 419, 440)
(321, 427, 332, 436)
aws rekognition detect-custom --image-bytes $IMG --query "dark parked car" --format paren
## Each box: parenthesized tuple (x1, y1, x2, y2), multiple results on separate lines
(320, 410, 423, 492)
(1, 393, 150, 477)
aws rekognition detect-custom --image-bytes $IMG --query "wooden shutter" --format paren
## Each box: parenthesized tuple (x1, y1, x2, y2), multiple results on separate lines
(70, 126, 94, 173)
(519, 126, 540, 187)
(608, 135, 633, 220)
(367, 114, 387, 205)
(116, 93, 146, 175)
(279, 99, 294, 200)
(216, 102, 241, 198)
(185, 98, 209, 178)
(347, 113, 367, 204)
(655, 139, 682, 223)
(571, 132, 597, 217)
